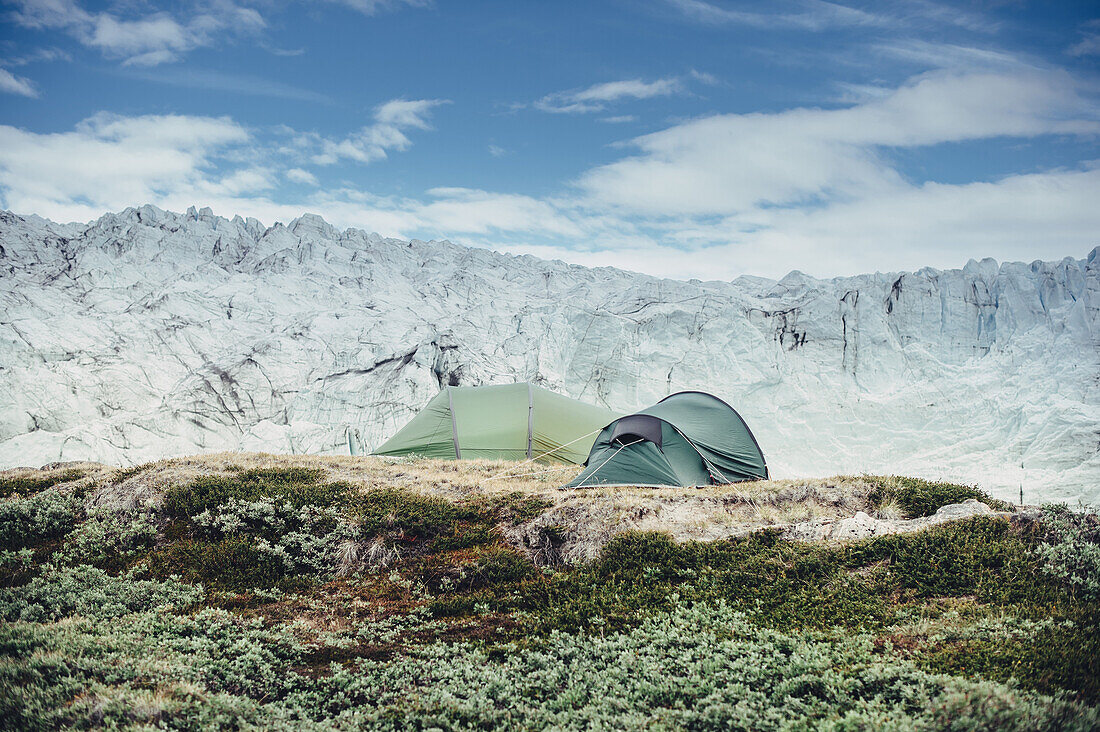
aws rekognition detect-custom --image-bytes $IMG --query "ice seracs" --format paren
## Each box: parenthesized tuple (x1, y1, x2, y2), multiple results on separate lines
(0, 205, 1097, 505)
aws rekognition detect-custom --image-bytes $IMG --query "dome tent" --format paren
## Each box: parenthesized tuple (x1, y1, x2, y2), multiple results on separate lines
(372, 383, 621, 464)
(563, 391, 768, 488)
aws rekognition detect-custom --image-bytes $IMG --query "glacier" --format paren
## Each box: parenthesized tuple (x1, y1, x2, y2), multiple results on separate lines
(1, 205, 1097, 505)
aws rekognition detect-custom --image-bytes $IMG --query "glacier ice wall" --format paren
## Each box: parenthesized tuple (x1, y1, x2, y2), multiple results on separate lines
(1, 205, 1097, 504)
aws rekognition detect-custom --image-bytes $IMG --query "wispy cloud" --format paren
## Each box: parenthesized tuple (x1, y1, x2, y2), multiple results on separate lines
(1068, 20, 1100, 57)
(311, 99, 448, 165)
(9, 0, 265, 66)
(666, 0, 884, 31)
(286, 168, 319, 186)
(534, 77, 683, 114)
(666, 0, 996, 34)
(2, 47, 71, 66)
(889, 0, 998, 34)
(0, 68, 39, 97)
(873, 40, 1032, 71)
(264, 46, 306, 57)
(688, 69, 720, 85)
(122, 66, 332, 103)
(319, 0, 430, 16)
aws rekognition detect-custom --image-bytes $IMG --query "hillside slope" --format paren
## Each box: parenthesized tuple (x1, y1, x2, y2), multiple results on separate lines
(1, 206, 1097, 503)
(1, 456, 1097, 729)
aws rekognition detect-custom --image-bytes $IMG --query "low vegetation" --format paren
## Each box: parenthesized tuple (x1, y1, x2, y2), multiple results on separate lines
(0, 468, 86, 499)
(0, 455, 1096, 729)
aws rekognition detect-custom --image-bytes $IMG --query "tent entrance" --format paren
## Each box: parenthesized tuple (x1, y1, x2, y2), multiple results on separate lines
(610, 414, 663, 448)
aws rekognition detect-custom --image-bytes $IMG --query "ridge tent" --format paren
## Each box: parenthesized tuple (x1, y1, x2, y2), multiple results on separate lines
(372, 383, 621, 464)
(563, 391, 768, 488)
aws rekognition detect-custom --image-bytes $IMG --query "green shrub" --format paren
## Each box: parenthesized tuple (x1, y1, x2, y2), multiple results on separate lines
(3, 598, 1096, 731)
(194, 497, 357, 577)
(431, 522, 496, 551)
(163, 467, 349, 520)
(498, 516, 1085, 637)
(355, 487, 478, 539)
(0, 548, 34, 587)
(0, 564, 202, 622)
(479, 492, 554, 523)
(309, 602, 1099, 730)
(0, 606, 304, 729)
(55, 508, 157, 572)
(1033, 504, 1100, 602)
(143, 536, 287, 590)
(505, 529, 889, 635)
(919, 619, 1100, 701)
(865, 475, 1012, 518)
(469, 548, 536, 587)
(0, 488, 81, 551)
(842, 515, 1041, 603)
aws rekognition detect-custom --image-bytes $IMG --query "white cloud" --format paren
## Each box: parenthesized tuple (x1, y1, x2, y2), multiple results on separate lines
(0, 109, 460, 235)
(535, 78, 683, 114)
(499, 166, 1100, 278)
(374, 98, 441, 128)
(599, 116, 637, 124)
(202, 167, 274, 196)
(0, 68, 39, 97)
(312, 98, 447, 165)
(286, 168, 319, 186)
(666, 0, 883, 31)
(872, 40, 1031, 71)
(88, 14, 192, 59)
(319, 0, 429, 15)
(578, 70, 1100, 216)
(1, 68, 1098, 281)
(665, 0, 992, 33)
(8, 0, 265, 66)
(728, 165, 1100, 275)
(1069, 21, 1100, 57)
(417, 188, 583, 237)
(0, 112, 249, 220)
(3, 47, 71, 66)
(8, 0, 87, 29)
(688, 69, 719, 85)
(488, 144, 507, 157)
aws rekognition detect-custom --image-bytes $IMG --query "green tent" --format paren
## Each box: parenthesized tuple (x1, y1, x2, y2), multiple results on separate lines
(372, 383, 621, 464)
(564, 391, 768, 488)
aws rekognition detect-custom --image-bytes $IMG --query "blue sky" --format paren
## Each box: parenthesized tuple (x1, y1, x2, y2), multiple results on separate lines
(1, 0, 1098, 279)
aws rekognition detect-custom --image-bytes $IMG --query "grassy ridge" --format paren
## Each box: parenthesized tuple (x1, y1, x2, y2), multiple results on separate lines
(0, 462, 1097, 729)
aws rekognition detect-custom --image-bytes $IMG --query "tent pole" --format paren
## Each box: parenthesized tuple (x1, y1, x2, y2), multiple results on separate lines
(448, 387, 461, 459)
(526, 383, 534, 460)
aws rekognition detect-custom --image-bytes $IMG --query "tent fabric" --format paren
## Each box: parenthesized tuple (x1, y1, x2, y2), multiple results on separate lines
(372, 383, 620, 464)
(564, 391, 767, 488)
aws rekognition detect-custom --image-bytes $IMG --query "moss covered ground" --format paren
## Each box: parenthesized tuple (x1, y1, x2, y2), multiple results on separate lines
(0, 456, 1097, 730)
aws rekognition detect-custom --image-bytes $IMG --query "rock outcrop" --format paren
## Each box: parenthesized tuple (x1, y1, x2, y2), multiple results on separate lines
(782, 499, 1003, 541)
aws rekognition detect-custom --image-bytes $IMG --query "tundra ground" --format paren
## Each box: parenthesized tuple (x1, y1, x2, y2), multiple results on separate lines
(1, 454, 1097, 730)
